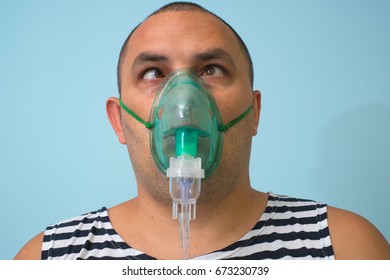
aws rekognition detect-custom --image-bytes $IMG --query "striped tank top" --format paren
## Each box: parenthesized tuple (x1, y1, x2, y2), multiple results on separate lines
(42, 193, 335, 260)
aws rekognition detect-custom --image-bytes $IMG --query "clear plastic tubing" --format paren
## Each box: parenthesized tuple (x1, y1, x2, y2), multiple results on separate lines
(166, 128, 204, 259)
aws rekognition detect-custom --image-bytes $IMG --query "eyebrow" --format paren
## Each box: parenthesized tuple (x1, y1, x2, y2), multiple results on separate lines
(193, 48, 236, 68)
(131, 48, 236, 72)
(132, 52, 169, 72)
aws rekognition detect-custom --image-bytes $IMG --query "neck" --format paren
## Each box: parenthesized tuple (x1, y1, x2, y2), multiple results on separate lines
(133, 174, 267, 257)
(109, 170, 268, 259)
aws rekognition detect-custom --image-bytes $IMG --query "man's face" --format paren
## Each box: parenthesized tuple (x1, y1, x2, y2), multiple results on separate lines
(115, 11, 259, 202)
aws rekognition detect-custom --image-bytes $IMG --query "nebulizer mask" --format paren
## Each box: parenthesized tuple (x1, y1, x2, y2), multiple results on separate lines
(119, 68, 252, 259)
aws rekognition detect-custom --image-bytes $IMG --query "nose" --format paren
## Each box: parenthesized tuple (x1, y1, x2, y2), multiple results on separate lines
(179, 100, 196, 118)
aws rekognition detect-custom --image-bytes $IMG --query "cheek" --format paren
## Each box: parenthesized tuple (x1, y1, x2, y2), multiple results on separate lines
(214, 93, 251, 125)
(122, 119, 155, 170)
(122, 115, 149, 144)
(121, 87, 156, 123)
(220, 116, 253, 167)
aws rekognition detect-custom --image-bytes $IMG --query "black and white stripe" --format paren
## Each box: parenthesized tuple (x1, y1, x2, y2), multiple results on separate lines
(41, 193, 334, 260)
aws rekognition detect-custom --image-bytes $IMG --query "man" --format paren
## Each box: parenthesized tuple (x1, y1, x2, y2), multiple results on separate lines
(15, 2, 389, 260)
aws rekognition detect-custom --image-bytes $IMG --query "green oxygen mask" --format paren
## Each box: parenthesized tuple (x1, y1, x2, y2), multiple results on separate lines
(150, 68, 224, 178)
(119, 68, 252, 178)
(119, 68, 252, 259)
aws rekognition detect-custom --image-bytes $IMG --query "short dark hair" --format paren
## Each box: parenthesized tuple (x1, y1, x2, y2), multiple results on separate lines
(117, 1, 254, 95)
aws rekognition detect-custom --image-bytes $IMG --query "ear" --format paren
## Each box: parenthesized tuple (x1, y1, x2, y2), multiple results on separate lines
(252, 90, 261, 136)
(106, 97, 126, 144)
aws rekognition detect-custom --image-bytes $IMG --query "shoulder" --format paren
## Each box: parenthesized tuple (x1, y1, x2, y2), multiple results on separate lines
(14, 231, 45, 260)
(14, 207, 109, 260)
(44, 207, 109, 232)
(327, 206, 390, 259)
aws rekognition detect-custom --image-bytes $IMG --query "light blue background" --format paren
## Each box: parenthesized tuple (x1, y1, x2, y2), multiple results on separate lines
(1, 0, 389, 260)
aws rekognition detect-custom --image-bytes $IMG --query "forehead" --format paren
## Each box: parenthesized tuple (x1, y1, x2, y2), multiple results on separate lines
(124, 11, 243, 64)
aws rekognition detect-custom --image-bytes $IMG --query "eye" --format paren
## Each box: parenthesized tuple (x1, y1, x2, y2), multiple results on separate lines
(201, 65, 225, 77)
(141, 68, 165, 80)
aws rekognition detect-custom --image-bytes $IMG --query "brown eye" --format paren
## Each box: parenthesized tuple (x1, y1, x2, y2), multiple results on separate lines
(204, 67, 215, 76)
(201, 65, 224, 77)
(142, 69, 165, 80)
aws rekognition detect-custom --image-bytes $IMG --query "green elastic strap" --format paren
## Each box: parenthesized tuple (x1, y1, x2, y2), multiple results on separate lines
(218, 105, 253, 132)
(119, 98, 154, 129)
